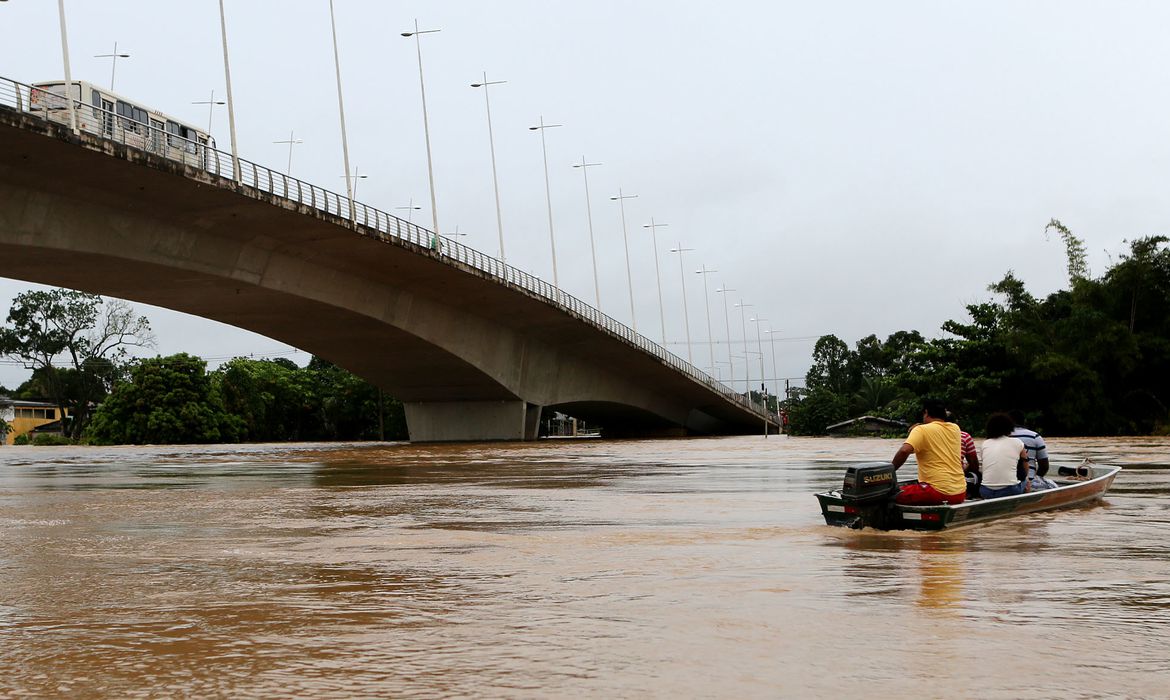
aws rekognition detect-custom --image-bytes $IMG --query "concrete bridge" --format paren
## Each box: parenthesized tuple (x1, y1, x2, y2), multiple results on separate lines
(0, 78, 777, 441)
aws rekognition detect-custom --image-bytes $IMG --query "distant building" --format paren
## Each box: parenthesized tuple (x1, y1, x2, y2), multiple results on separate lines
(825, 415, 909, 437)
(0, 397, 68, 445)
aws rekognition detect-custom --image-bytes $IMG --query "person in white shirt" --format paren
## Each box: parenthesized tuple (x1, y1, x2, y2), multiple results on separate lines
(980, 413, 1030, 499)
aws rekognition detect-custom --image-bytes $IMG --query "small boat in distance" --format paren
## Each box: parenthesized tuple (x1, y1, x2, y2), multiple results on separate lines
(815, 461, 1121, 531)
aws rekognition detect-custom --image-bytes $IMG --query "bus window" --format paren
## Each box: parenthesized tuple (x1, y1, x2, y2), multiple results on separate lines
(166, 121, 199, 153)
(182, 126, 198, 154)
(30, 82, 82, 110)
(116, 100, 148, 132)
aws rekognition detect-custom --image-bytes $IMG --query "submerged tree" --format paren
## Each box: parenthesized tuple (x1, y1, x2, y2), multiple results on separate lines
(86, 353, 242, 445)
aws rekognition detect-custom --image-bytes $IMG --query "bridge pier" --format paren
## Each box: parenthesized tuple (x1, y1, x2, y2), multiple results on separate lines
(403, 400, 542, 442)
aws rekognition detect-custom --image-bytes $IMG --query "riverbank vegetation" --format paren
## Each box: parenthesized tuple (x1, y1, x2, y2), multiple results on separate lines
(785, 224, 1170, 436)
(1, 290, 407, 444)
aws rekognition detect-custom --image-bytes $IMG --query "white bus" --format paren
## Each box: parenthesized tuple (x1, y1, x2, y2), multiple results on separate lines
(28, 80, 216, 170)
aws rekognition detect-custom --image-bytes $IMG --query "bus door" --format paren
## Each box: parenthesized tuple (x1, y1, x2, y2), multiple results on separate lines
(150, 119, 164, 153)
(100, 98, 114, 138)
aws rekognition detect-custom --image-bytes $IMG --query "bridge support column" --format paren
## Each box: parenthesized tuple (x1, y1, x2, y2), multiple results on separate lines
(404, 400, 542, 442)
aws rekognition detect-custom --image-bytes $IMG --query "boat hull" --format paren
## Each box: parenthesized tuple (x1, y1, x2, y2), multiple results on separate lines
(816, 465, 1121, 531)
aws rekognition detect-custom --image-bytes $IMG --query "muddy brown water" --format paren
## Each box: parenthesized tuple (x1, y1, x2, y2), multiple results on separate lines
(1, 436, 1167, 698)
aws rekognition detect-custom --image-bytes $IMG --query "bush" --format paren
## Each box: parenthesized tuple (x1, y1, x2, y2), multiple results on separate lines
(30, 433, 73, 446)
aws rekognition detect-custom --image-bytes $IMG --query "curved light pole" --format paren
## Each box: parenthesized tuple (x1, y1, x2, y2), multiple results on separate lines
(217, 0, 240, 183)
(529, 117, 562, 288)
(272, 130, 302, 175)
(669, 243, 695, 365)
(402, 20, 442, 243)
(471, 73, 506, 262)
(642, 218, 669, 344)
(327, 0, 354, 220)
(734, 300, 754, 399)
(571, 157, 602, 308)
(54, 0, 78, 134)
(695, 265, 718, 376)
(714, 284, 736, 389)
(94, 41, 129, 91)
(610, 189, 638, 331)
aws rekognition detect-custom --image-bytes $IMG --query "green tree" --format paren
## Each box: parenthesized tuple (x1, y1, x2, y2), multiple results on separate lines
(306, 357, 407, 441)
(851, 376, 905, 417)
(784, 387, 848, 435)
(1045, 218, 1090, 284)
(86, 353, 241, 444)
(0, 290, 153, 438)
(805, 335, 854, 395)
(212, 356, 408, 442)
(216, 357, 316, 441)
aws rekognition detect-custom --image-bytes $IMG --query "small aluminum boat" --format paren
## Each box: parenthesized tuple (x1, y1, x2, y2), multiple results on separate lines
(815, 461, 1121, 531)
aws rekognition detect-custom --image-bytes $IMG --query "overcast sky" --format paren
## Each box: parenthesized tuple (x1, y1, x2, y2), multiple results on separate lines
(3, 1, 1168, 394)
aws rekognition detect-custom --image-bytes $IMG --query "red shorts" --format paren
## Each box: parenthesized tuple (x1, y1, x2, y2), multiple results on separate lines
(894, 482, 966, 506)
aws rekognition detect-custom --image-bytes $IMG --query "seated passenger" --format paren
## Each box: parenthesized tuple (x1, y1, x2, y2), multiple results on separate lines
(979, 412, 1030, 499)
(890, 398, 967, 505)
(1009, 410, 1056, 491)
(961, 427, 981, 498)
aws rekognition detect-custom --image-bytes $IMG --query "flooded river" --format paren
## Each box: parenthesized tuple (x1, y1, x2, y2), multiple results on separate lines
(1, 436, 1167, 698)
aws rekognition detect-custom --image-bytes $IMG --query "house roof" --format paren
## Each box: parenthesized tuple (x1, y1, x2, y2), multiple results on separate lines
(0, 397, 59, 409)
(825, 415, 909, 432)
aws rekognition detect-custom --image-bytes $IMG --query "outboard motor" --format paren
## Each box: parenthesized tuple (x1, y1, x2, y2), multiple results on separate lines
(816, 462, 899, 529)
(841, 462, 898, 504)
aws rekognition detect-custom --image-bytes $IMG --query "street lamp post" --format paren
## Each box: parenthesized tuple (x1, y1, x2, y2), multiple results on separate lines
(53, 0, 78, 134)
(610, 189, 638, 332)
(193, 91, 225, 135)
(669, 243, 695, 365)
(764, 327, 782, 409)
(216, 0, 240, 183)
(442, 225, 468, 243)
(714, 284, 736, 389)
(402, 20, 442, 244)
(571, 157, 602, 309)
(272, 130, 302, 175)
(340, 169, 368, 198)
(750, 317, 767, 397)
(396, 198, 422, 224)
(642, 218, 669, 344)
(695, 265, 718, 376)
(94, 41, 129, 91)
(734, 300, 754, 400)
(471, 73, 506, 262)
(529, 118, 563, 289)
(751, 316, 770, 436)
(328, 0, 355, 221)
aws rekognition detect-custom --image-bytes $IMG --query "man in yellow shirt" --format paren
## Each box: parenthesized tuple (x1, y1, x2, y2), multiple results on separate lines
(890, 398, 967, 505)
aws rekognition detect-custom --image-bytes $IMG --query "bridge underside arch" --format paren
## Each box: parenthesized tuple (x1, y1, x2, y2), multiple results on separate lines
(0, 111, 773, 442)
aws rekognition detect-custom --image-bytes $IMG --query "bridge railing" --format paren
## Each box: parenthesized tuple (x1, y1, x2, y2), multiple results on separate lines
(0, 75, 774, 421)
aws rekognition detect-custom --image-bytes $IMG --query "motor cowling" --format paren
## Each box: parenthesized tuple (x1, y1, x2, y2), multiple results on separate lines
(841, 462, 898, 504)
